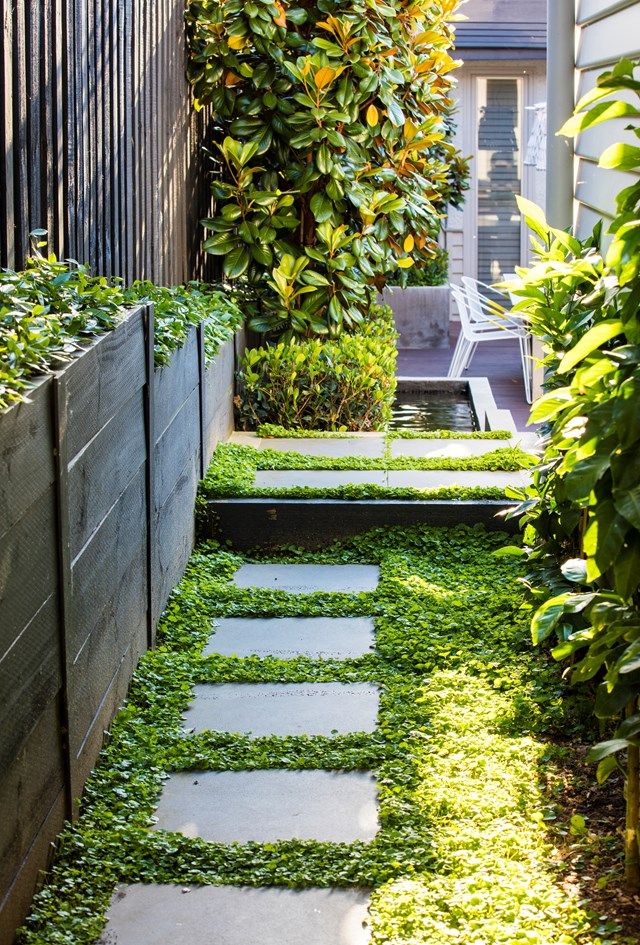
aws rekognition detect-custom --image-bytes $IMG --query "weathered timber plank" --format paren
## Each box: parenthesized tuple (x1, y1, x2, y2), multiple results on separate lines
(0, 378, 54, 535)
(68, 466, 146, 659)
(67, 388, 146, 558)
(0, 486, 58, 657)
(64, 308, 146, 458)
(0, 593, 61, 772)
(152, 328, 199, 441)
(153, 387, 201, 510)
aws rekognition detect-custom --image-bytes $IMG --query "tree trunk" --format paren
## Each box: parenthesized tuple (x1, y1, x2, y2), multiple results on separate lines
(625, 699, 640, 889)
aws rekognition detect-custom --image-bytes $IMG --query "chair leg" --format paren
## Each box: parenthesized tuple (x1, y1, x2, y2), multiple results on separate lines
(448, 335, 470, 377)
(519, 336, 533, 404)
(462, 341, 477, 373)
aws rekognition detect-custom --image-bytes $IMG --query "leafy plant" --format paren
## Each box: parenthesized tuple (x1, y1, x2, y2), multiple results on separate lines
(0, 248, 243, 410)
(386, 247, 449, 287)
(237, 304, 398, 430)
(186, 0, 469, 335)
(506, 59, 640, 887)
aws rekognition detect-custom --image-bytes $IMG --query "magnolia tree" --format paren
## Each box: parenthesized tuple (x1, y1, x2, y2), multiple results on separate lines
(186, 0, 468, 335)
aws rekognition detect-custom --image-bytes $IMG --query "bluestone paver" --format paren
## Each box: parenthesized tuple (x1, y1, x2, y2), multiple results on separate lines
(233, 563, 380, 593)
(253, 470, 387, 489)
(152, 770, 378, 842)
(204, 616, 376, 659)
(389, 438, 514, 458)
(182, 683, 379, 736)
(101, 884, 371, 945)
(387, 469, 530, 489)
(257, 436, 385, 458)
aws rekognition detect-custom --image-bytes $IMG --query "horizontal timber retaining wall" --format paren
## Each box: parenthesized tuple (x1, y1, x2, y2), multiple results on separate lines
(0, 304, 235, 944)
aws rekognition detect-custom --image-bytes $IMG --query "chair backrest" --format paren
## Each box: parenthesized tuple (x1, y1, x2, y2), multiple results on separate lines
(461, 277, 492, 325)
(450, 284, 473, 337)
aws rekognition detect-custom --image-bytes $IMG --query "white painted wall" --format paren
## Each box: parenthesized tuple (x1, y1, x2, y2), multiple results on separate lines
(573, 0, 640, 236)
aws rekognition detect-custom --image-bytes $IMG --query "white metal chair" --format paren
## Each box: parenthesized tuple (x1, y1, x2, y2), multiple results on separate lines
(448, 280, 533, 403)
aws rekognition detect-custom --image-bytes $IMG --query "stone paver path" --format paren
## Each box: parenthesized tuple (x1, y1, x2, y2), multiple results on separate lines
(103, 884, 371, 945)
(105, 563, 379, 942)
(203, 616, 375, 659)
(182, 682, 379, 736)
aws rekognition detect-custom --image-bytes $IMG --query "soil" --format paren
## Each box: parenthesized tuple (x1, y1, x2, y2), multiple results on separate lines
(545, 744, 640, 944)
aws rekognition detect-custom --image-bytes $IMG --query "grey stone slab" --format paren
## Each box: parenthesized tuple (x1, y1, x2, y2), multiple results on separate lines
(389, 438, 514, 458)
(387, 469, 530, 489)
(152, 770, 378, 842)
(101, 884, 371, 945)
(182, 683, 379, 736)
(257, 437, 385, 458)
(205, 616, 376, 659)
(253, 470, 388, 489)
(233, 564, 380, 593)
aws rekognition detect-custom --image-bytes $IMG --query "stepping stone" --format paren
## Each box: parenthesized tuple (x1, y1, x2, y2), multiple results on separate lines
(152, 770, 378, 843)
(205, 616, 376, 659)
(257, 436, 385, 458)
(389, 438, 514, 458)
(233, 564, 379, 594)
(101, 884, 371, 945)
(387, 469, 530, 490)
(253, 470, 387, 489)
(182, 683, 379, 736)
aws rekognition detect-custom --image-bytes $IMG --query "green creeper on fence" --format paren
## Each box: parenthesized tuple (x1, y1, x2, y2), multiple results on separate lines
(186, 0, 469, 336)
(504, 59, 640, 888)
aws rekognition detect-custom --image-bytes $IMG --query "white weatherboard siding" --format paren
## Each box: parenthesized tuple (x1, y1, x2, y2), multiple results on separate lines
(574, 0, 640, 236)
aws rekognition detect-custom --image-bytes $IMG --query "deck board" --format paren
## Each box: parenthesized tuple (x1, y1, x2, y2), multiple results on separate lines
(396, 323, 532, 432)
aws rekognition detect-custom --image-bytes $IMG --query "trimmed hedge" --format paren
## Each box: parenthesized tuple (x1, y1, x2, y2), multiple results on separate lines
(237, 305, 397, 431)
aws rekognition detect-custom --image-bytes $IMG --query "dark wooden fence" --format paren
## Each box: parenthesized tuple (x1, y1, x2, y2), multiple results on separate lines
(0, 0, 212, 282)
(0, 308, 237, 944)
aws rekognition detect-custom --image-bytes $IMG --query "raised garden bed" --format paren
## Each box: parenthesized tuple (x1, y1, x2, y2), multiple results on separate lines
(0, 305, 237, 940)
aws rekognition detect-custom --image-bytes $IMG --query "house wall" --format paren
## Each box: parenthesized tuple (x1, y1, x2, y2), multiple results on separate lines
(0, 0, 213, 282)
(573, 0, 640, 236)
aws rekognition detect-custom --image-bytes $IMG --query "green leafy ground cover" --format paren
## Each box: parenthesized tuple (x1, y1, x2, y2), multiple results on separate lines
(199, 442, 534, 502)
(0, 253, 243, 410)
(256, 424, 514, 440)
(20, 525, 630, 944)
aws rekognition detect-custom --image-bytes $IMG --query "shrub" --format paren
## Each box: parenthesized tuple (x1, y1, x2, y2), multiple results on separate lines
(507, 59, 640, 887)
(386, 247, 449, 287)
(186, 0, 469, 335)
(0, 251, 243, 410)
(237, 304, 397, 430)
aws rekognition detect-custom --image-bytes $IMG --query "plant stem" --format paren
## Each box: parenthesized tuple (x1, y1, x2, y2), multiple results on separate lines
(625, 698, 640, 889)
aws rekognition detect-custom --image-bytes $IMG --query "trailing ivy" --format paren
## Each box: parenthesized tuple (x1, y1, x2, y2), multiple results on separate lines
(19, 525, 618, 945)
(0, 251, 243, 410)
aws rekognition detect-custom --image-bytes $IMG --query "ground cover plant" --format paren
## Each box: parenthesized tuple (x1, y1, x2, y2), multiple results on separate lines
(255, 424, 513, 439)
(506, 59, 640, 887)
(0, 249, 243, 410)
(19, 524, 637, 944)
(198, 440, 535, 504)
(186, 0, 468, 336)
(237, 304, 397, 431)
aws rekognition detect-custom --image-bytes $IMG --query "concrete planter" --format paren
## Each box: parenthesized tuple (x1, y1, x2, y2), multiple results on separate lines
(382, 285, 450, 349)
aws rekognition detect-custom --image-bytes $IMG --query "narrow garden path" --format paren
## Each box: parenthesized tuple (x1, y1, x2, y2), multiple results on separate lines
(20, 525, 616, 945)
